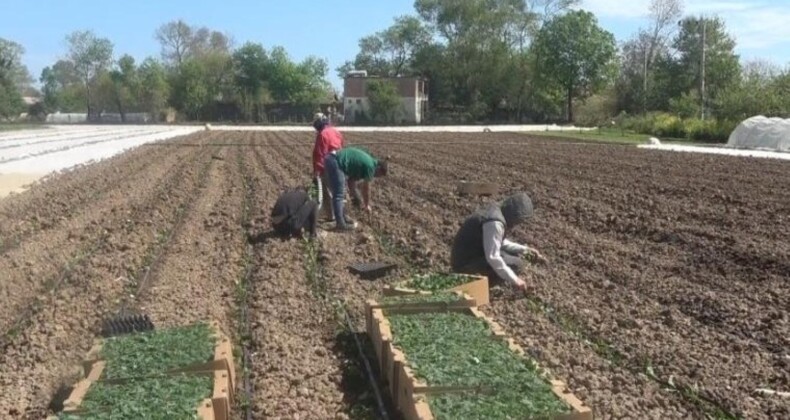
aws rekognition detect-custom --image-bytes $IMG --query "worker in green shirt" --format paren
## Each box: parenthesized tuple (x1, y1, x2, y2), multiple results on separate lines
(323, 147, 388, 231)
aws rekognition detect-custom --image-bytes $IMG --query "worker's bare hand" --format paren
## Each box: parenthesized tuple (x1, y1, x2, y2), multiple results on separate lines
(514, 278, 536, 296)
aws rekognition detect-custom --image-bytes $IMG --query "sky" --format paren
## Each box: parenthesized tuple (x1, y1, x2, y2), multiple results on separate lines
(1, 0, 789, 91)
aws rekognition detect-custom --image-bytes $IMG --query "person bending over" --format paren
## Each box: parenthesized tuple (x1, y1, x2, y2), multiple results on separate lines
(271, 189, 318, 238)
(323, 147, 388, 231)
(450, 192, 546, 291)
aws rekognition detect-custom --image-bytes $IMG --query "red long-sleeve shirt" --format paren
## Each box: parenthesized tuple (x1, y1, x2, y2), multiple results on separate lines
(312, 126, 344, 175)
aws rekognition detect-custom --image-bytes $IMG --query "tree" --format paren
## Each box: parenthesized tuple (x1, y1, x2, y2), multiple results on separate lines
(66, 30, 114, 119)
(367, 80, 402, 123)
(232, 42, 270, 121)
(170, 59, 209, 120)
(0, 38, 33, 94)
(137, 58, 169, 117)
(107, 55, 138, 121)
(338, 15, 432, 78)
(532, 10, 616, 122)
(155, 20, 194, 67)
(669, 16, 740, 119)
(713, 60, 788, 120)
(40, 60, 85, 112)
(0, 38, 29, 119)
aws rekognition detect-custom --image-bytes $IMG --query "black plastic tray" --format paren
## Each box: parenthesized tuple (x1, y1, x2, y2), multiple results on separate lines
(348, 261, 397, 280)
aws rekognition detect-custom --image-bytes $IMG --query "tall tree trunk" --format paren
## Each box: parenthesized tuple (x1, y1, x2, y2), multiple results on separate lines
(85, 82, 92, 121)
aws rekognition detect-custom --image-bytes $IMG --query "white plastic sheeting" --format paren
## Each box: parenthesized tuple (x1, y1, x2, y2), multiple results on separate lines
(726, 116, 790, 152)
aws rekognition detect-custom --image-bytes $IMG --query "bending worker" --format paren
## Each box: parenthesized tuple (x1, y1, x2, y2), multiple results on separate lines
(450, 192, 547, 291)
(324, 147, 388, 231)
(312, 113, 344, 222)
(271, 189, 318, 238)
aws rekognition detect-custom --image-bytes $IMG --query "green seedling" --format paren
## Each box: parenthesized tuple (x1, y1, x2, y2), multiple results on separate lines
(403, 273, 473, 292)
(380, 292, 464, 305)
(58, 374, 211, 420)
(100, 323, 215, 379)
(389, 312, 570, 419)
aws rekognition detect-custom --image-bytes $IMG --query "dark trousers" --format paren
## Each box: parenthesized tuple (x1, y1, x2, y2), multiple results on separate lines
(273, 201, 318, 237)
(456, 250, 525, 284)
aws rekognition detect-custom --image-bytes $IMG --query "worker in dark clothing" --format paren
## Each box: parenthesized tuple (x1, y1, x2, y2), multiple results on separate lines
(450, 192, 547, 291)
(271, 189, 318, 238)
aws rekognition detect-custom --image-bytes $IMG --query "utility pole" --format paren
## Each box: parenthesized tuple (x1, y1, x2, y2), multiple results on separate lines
(643, 48, 648, 114)
(700, 16, 707, 121)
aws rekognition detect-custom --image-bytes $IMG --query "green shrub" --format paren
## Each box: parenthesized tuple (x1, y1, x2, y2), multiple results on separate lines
(618, 112, 733, 143)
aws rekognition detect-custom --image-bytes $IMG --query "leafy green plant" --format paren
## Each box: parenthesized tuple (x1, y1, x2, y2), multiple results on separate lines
(100, 323, 215, 379)
(403, 273, 472, 292)
(380, 292, 464, 305)
(388, 312, 570, 418)
(58, 374, 211, 419)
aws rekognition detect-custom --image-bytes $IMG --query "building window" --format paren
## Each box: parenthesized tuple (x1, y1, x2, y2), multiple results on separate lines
(348, 99, 352, 104)
(356, 99, 362, 105)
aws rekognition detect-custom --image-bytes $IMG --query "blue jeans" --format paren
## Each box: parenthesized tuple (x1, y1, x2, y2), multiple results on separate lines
(324, 154, 347, 228)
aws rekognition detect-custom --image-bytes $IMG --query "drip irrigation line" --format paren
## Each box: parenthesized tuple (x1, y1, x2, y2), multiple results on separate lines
(118, 147, 214, 314)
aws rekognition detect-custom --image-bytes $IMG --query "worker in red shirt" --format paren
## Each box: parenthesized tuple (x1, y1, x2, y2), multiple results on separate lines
(312, 113, 345, 222)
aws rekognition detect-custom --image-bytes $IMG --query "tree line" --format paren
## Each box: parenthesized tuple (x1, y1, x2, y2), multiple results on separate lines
(1, 20, 332, 123)
(2, 1, 789, 139)
(340, 0, 789, 139)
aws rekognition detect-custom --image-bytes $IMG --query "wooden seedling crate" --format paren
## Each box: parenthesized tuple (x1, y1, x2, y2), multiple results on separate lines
(364, 291, 476, 340)
(371, 306, 593, 420)
(383, 274, 489, 306)
(59, 361, 232, 420)
(82, 321, 236, 395)
(457, 181, 498, 196)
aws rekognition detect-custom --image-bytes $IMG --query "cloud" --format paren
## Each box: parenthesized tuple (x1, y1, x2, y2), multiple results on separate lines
(580, 0, 790, 62)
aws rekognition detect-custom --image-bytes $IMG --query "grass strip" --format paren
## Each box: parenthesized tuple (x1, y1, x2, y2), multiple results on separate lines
(100, 323, 215, 379)
(58, 374, 212, 420)
(403, 273, 473, 292)
(388, 312, 570, 419)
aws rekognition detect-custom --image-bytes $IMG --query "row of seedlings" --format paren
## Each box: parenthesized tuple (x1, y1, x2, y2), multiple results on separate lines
(366, 273, 593, 420)
(53, 321, 234, 419)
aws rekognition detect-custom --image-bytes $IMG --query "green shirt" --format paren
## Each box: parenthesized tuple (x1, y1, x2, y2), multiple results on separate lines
(336, 147, 378, 181)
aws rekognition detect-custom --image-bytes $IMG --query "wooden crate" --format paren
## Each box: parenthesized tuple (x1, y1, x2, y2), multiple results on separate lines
(364, 291, 476, 338)
(82, 321, 236, 395)
(457, 182, 498, 196)
(383, 274, 489, 306)
(60, 361, 232, 420)
(370, 306, 593, 420)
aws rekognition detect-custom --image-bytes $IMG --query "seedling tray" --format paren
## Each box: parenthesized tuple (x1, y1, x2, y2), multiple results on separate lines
(457, 182, 498, 196)
(55, 321, 234, 420)
(57, 366, 230, 420)
(368, 306, 592, 420)
(81, 321, 235, 393)
(384, 274, 489, 306)
(349, 261, 398, 280)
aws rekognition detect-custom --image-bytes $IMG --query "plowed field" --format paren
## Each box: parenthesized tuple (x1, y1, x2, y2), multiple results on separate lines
(0, 131, 787, 419)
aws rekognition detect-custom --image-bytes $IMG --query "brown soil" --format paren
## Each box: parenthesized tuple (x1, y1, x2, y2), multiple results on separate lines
(0, 131, 786, 419)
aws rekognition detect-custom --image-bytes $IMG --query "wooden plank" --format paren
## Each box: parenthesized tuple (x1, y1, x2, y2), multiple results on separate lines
(457, 182, 498, 196)
(383, 275, 489, 306)
(63, 361, 105, 412)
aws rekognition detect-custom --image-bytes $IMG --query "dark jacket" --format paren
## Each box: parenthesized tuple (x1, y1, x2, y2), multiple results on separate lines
(271, 190, 317, 236)
(450, 204, 506, 271)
